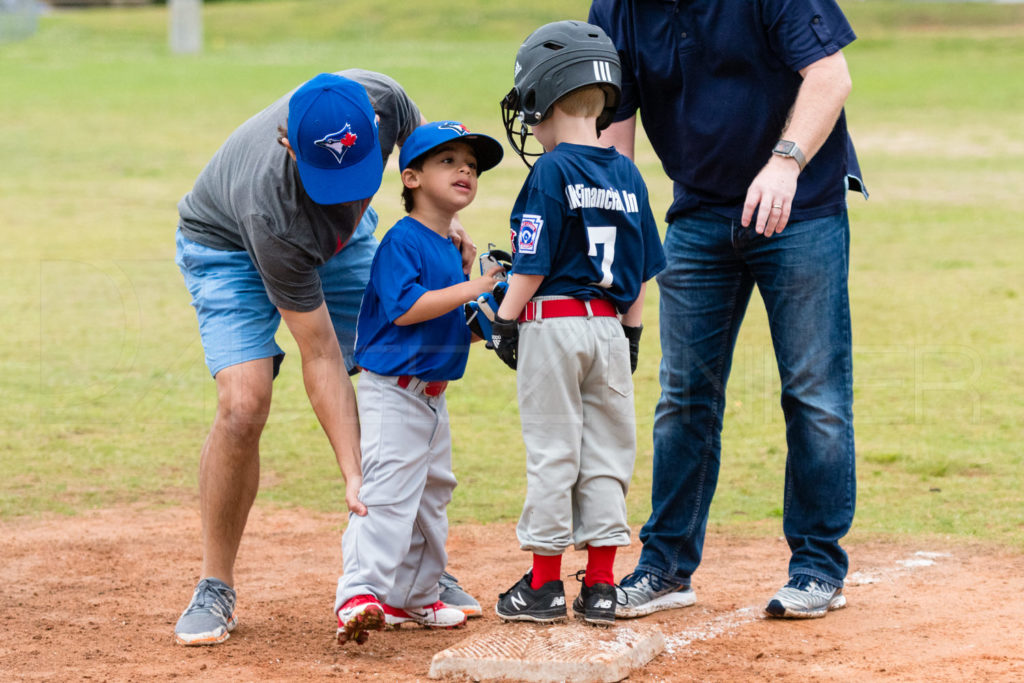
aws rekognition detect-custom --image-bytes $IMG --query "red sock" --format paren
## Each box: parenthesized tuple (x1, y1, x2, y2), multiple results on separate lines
(585, 545, 617, 587)
(531, 553, 562, 589)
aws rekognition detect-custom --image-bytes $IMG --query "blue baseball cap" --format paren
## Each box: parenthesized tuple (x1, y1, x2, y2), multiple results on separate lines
(399, 121, 504, 174)
(287, 73, 383, 205)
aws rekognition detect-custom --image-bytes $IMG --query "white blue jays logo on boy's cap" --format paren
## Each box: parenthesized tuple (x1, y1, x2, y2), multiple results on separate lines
(399, 120, 504, 174)
(288, 73, 383, 205)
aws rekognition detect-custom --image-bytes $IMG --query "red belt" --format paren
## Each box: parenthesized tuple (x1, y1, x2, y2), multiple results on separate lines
(397, 374, 448, 397)
(519, 298, 618, 323)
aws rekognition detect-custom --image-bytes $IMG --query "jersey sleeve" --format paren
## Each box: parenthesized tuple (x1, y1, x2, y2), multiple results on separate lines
(369, 235, 429, 322)
(239, 214, 324, 312)
(761, 0, 856, 73)
(588, 0, 639, 122)
(508, 164, 566, 278)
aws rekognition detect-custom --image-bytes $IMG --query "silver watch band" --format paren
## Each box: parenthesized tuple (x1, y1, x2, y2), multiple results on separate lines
(773, 139, 807, 170)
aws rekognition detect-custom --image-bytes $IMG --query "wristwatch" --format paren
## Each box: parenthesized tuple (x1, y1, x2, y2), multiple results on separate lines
(772, 139, 807, 171)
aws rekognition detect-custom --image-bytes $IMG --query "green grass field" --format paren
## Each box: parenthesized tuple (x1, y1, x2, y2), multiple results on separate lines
(1, 1, 1022, 548)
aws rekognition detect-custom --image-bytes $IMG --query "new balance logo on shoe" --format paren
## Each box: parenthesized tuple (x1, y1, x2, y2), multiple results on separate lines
(570, 578, 618, 628)
(495, 572, 568, 623)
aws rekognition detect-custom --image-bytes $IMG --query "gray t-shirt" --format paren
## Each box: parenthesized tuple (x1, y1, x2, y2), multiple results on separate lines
(177, 69, 421, 312)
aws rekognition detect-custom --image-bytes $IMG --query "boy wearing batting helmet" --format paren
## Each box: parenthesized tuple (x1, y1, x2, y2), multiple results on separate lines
(334, 121, 505, 645)
(491, 21, 666, 626)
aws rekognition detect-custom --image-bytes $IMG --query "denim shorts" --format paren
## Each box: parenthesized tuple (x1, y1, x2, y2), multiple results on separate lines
(175, 208, 378, 378)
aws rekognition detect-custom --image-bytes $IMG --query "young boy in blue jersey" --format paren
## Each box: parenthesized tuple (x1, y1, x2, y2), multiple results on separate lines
(334, 121, 505, 645)
(490, 21, 666, 627)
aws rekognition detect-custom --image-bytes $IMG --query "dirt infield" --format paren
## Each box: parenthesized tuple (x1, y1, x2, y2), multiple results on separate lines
(2, 505, 1023, 681)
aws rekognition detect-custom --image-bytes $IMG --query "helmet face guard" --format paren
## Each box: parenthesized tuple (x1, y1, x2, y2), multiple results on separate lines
(500, 20, 622, 168)
(500, 87, 545, 168)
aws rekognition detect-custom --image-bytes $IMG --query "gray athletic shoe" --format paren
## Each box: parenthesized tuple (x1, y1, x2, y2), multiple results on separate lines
(615, 570, 697, 618)
(174, 578, 238, 645)
(439, 571, 482, 618)
(764, 575, 847, 619)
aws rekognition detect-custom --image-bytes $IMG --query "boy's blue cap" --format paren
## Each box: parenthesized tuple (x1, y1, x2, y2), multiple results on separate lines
(287, 73, 383, 205)
(399, 121, 504, 174)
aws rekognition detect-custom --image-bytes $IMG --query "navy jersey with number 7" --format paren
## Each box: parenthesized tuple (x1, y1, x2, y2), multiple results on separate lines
(508, 142, 665, 312)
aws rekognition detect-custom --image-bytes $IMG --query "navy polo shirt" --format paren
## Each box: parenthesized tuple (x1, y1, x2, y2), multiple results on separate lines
(589, 0, 867, 224)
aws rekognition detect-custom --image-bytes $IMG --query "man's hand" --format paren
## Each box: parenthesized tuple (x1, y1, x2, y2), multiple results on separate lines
(489, 315, 519, 370)
(448, 215, 477, 274)
(741, 156, 799, 237)
(345, 473, 367, 517)
(741, 51, 852, 238)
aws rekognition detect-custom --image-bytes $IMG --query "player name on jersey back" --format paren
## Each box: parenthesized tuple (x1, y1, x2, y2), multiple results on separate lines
(564, 184, 641, 213)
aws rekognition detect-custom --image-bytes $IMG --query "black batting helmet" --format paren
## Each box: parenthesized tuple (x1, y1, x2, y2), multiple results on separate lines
(500, 20, 622, 167)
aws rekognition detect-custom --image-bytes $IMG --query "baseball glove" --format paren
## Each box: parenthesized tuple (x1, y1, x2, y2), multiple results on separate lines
(479, 243, 513, 281)
(465, 280, 508, 341)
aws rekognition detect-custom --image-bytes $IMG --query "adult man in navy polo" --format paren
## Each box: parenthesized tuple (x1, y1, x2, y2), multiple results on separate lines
(589, 0, 867, 619)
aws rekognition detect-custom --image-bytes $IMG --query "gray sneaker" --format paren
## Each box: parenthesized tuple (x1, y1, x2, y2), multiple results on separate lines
(439, 571, 482, 618)
(174, 578, 238, 645)
(765, 575, 846, 618)
(616, 570, 696, 618)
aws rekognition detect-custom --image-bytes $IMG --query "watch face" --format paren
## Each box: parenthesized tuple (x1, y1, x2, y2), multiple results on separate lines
(774, 140, 796, 155)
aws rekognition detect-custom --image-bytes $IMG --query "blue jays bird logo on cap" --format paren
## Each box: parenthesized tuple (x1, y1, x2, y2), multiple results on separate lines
(315, 123, 359, 164)
(437, 121, 470, 135)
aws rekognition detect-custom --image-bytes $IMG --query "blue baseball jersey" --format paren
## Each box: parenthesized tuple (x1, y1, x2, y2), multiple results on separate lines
(354, 216, 471, 381)
(509, 143, 665, 312)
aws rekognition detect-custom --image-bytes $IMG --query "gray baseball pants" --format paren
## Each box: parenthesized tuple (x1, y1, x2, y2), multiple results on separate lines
(515, 314, 636, 554)
(334, 371, 456, 612)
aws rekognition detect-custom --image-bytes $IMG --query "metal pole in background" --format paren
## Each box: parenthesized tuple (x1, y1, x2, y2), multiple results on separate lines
(169, 0, 201, 54)
(0, 0, 39, 43)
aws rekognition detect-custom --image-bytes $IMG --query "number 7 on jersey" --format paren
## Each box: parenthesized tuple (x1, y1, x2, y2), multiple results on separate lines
(587, 225, 616, 288)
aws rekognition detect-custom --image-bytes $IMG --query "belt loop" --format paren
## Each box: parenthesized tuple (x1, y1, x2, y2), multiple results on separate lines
(535, 300, 543, 323)
(584, 300, 593, 318)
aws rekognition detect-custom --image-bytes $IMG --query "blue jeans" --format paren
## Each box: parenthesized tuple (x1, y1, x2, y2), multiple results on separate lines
(638, 209, 856, 588)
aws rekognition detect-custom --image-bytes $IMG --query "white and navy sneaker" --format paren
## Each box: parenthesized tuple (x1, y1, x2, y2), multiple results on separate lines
(615, 570, 696, 618)
(765, 575, 846, 618)
(174, 577, 238, 646)
(495, 571, 567, 623)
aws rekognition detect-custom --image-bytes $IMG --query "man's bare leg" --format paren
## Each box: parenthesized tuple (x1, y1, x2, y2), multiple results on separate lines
(175, 358, 274, 644)
(200, 358, 275, 585)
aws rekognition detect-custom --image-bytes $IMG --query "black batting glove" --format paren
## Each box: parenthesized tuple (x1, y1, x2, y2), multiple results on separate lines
(622, 323, 643, 374)
(489, 315, 519, 370)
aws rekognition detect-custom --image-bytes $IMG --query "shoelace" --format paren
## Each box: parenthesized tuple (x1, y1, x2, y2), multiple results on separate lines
(571, 569, 628, 607)
(184, 582, 230, 615)
(498, 570, 533, 600)
(620, 570, 660, 590)
(438, 571, 460, 589)
(788, 575, 833, 592)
